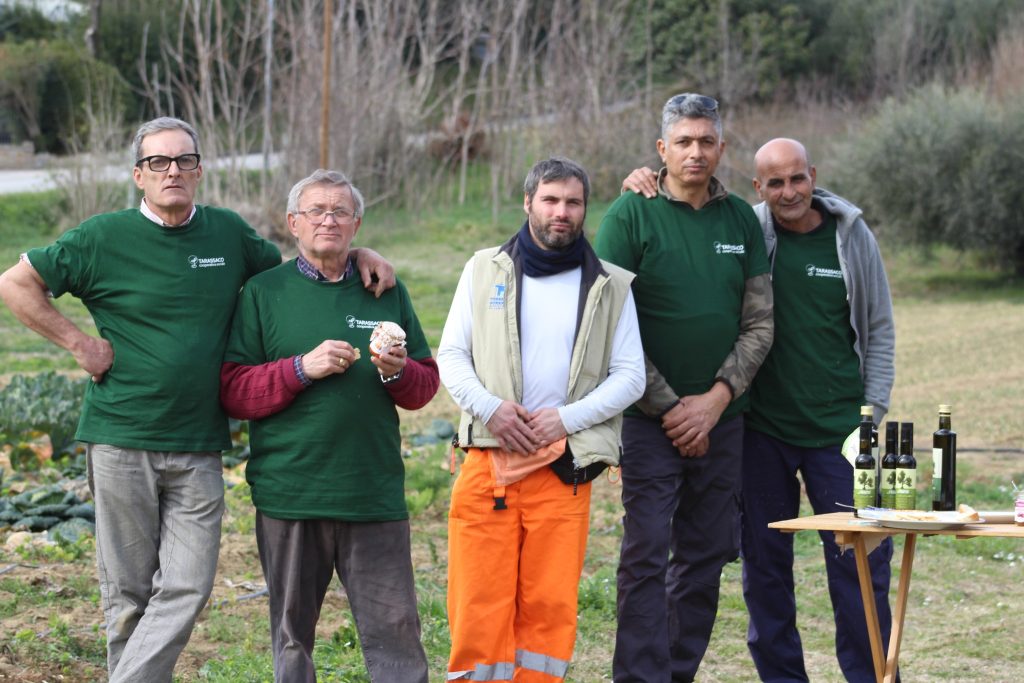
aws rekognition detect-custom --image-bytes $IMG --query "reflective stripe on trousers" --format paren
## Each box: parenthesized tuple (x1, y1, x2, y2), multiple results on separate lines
(448, 649, 570, 680)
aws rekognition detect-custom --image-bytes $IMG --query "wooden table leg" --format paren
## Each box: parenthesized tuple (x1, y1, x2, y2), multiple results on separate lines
(884, 533, 916, 682)
(853, 533, 885, 683)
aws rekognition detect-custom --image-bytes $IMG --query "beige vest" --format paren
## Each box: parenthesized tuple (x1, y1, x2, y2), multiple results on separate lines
(457, 245, 634, 469)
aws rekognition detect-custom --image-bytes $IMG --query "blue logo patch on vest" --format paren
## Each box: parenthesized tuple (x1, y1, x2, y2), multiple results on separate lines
(488, 283, 506, 310)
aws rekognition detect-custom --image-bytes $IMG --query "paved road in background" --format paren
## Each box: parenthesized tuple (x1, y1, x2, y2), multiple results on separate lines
(0, 168, 73, 194)
(0, 154, 273, 195)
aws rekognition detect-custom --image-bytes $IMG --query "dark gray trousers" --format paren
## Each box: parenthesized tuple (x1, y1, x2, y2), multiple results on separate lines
(614, 414, 744, 683)
(255, 513, 428, 683)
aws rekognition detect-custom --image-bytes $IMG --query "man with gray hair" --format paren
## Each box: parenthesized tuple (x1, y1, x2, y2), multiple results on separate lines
(220, 169, 438, 683)
(438, 157, 644, 681)
(0, 119, 394, 681)
(621, 138, 897, 682)
(594, 94, 774, 682)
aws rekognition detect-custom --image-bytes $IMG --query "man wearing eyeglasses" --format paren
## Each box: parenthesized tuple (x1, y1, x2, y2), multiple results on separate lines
(593, 94, 773, 683)
(0, 117, 395, 682)
(220, 169, 437, 683)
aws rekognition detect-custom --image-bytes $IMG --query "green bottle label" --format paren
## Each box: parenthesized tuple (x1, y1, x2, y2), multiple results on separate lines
(854, 470, 876, 509)
(881, 469, 898, 508)
(895, 468, 917, 510)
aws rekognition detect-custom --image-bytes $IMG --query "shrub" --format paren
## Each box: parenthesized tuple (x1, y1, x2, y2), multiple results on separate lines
(835, 85, 1024, 275)
(0, 39, 129, 154)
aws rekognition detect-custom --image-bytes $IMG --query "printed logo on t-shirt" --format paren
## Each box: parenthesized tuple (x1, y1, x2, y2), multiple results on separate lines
(713, 242, 745, 255)
(488, 283, 506, 310)
(805, 264, 843, 279)
(345, 315, 380, 330)
(188, 255, 226, 269)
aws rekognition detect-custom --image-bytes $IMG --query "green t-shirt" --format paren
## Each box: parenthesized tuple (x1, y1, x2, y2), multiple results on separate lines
(594, 191, 770, 420)
(223, 261, 431, 522)
(746, 212, 864, 446)
(28, 206, 281, 451)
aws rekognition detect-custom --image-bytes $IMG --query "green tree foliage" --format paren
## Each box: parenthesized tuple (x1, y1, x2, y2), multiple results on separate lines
(0, 40, 129, 153)
(637, 0, 1018, 104)
(0, 3, 58, 42)
(75, 0, 167, 120)
(0, 41, 48, 142)
(835, 85, 1024, 275)
(642, 0, 811, 102)
(806, 0, 1021, 98)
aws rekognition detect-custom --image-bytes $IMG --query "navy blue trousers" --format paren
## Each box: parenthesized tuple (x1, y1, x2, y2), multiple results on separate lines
(614, 415, 743, 683)
(741, 428, 896, 683)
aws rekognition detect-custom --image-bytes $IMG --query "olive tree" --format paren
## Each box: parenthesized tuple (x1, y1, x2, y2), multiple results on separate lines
(835, 85, 1024, 275)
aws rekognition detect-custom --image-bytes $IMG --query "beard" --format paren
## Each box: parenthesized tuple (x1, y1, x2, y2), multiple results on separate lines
(528, 211, 584, 250)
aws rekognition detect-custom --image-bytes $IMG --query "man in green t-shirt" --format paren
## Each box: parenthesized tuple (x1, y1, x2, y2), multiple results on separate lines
(594, 93, 774, 683)
(220, 169, 438, 683)
(621, 138, 897, 681)
(742, 138, 896, 683)
(0, 118, 394, 682)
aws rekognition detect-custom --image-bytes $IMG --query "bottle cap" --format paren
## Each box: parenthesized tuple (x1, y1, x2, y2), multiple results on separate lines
(860, 405, 873, 417)
(939, 404, 952, 414)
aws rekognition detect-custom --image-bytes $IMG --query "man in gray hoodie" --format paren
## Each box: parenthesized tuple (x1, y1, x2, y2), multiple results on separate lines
(622, 137, 896, 682)
(742, 137, 896, 683)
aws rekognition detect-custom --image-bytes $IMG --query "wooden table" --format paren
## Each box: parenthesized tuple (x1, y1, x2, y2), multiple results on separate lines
(769, 512, 1024, 683)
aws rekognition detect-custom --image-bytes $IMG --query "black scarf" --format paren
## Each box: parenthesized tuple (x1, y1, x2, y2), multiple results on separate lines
(516, 222, 586, 277)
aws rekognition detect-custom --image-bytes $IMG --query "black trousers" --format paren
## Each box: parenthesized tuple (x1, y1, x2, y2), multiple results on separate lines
(614, 414, 744, 683)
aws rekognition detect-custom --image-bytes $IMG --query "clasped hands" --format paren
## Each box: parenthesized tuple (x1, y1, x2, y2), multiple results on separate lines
(485, 401, 567, 454)
(662, 383, 731, 458)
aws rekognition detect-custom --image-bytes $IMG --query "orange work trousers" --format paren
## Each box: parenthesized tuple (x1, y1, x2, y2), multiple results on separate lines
(447, 447, 592, 682)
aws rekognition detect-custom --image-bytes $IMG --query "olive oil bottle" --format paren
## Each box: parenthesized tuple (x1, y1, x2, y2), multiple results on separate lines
(895, 422, 917, 510)
(881, 421, 899, 508)
(853, 406, 877, 509)
(932, 404, 957, 511)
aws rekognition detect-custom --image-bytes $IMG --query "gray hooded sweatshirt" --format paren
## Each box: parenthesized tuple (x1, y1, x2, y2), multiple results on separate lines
(753, 187, 895, 424)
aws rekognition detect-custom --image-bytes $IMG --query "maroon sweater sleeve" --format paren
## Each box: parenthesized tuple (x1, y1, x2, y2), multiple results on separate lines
(385, 356, 440, 410)
(220, 357, 307, 420)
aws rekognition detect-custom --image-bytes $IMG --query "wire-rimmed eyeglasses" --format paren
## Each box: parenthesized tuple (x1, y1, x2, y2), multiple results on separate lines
(295, 207, 357, 225)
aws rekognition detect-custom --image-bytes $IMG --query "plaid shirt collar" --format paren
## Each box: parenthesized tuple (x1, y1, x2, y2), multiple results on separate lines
(295, 253, 354, 282)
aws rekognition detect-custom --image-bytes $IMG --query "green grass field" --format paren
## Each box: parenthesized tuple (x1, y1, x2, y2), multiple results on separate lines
(1, 186, 1023, 681)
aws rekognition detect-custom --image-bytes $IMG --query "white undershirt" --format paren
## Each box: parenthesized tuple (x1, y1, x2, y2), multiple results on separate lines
(437, 258, 645, 435)
(520, 269, 580, 412)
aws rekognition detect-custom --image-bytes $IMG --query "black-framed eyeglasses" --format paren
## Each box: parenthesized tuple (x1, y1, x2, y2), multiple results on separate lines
(295, 207, 357, 224)
(135, 153, 201, 172)
(667, 93, 719, 112)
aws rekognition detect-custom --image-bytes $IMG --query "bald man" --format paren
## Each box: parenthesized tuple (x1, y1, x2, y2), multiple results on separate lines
(743, 138, 896, 683)
(622, 139, 896, 682)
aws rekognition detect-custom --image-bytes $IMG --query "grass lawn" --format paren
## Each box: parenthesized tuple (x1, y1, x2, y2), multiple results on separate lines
(0, 188, 1022, 681)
